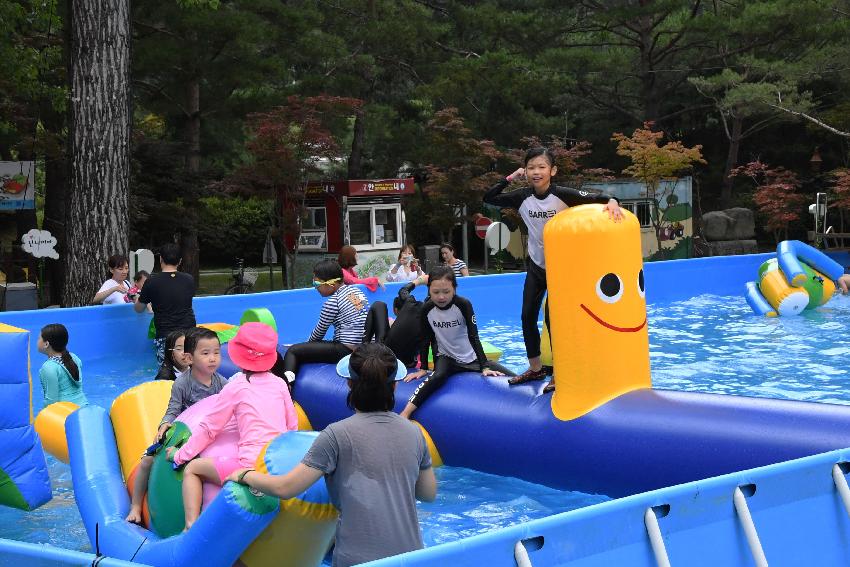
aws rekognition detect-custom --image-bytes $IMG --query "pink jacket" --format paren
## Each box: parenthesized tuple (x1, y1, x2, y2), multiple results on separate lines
(342, 267, 380, 292)
(173, 371, 298, 468)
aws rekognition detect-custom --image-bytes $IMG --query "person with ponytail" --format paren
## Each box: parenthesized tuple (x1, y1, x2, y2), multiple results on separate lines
(37, 324, 88, 406)
(228, 343, 436, 567)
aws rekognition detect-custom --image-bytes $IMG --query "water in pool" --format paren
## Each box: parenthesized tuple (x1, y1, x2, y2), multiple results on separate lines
(6, 292, 850, 556)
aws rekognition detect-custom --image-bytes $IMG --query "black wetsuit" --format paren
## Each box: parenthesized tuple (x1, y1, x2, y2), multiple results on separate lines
(409, 295, 512, 408)
(483, 179, 614, 359)
(363, 283, 427, 368)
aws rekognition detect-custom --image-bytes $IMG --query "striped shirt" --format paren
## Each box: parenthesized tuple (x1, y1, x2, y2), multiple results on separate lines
(310, 284, 369, 345)
(447, 259, 467, 278)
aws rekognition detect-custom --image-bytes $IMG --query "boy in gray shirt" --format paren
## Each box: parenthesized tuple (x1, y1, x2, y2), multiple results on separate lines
(126, 327, 227, 524)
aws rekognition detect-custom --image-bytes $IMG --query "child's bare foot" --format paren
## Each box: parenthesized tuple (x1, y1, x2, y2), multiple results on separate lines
(126, 506, 143, 525)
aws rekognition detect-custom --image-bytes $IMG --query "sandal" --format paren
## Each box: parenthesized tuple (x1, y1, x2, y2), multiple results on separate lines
(508, 367, 548, 385)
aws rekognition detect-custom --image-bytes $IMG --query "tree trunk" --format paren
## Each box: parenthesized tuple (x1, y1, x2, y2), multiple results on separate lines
(638, 20, 658, 122)
(179, 76, 201, 284)
(348, 111, 366, 179)
(43, 150, 67, 305)
(720, 115, 743, 206)
(64, 0, 131, 306)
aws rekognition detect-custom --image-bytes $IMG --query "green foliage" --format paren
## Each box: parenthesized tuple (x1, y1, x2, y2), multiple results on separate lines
(196, 196, 273, 265)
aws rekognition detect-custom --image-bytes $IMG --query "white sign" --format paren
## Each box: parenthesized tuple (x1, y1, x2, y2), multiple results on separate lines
(263, 234, 278, 264)
(485, 222, 511, 255)
(21, 229, 59, 259)
(131, 249, 155, 275)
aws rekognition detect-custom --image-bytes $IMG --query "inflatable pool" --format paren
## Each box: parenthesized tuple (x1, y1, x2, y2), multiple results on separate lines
(3, 205, 850, 565)
(0, 323, 50, 512)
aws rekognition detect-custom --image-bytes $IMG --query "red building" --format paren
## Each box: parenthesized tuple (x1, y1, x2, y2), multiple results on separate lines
(284, 178, 416, 258)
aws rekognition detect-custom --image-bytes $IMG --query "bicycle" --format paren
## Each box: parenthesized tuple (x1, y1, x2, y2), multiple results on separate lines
(224, 258, 258, 295)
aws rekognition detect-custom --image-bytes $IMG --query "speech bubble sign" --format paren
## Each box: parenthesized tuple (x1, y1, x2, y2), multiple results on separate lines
(21, 229, 58, 259)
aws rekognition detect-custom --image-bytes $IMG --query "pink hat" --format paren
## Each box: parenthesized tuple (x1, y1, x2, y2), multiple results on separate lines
(229, 322, 278, 372)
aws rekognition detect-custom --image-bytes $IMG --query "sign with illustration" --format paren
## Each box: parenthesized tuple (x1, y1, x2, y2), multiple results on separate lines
(0, 162, 35, 210)
(21, 229, 58, 259)
(586, 177, 694, 261)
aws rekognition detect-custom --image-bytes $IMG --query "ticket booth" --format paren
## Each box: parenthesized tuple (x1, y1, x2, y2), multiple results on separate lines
(284, 178, 416, 265)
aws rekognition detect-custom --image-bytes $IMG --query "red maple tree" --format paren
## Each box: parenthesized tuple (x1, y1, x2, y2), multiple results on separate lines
(731, 160, 806, 243)
(228, 94, 362, 287)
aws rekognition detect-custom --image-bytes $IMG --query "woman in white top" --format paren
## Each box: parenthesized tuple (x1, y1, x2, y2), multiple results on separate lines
(92, 254, 131, 305)
(386, 244, 424, 283)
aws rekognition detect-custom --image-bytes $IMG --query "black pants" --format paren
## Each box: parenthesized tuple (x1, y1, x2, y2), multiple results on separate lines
(408, 356, 515, 408)
(363, 301, 389, 344)
(522, 260, 549, 359)
(282, 341, 353, 379)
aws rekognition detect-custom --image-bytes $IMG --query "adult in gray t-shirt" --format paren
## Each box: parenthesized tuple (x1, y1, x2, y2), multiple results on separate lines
(302, 411, 432, 567)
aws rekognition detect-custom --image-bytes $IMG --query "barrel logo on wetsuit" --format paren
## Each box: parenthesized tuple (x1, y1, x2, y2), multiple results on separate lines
(521, 194, 569, 269)
(426, 304, 476, 364)
(527, 209, 558, 219)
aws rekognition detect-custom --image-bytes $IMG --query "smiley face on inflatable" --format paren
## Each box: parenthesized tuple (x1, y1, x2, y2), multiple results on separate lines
(543, 204, 651, 421)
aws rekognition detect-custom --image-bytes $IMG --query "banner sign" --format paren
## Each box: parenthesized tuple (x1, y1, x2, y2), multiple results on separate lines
(304, 178, 415, 198)
(0, 162, 35, 210)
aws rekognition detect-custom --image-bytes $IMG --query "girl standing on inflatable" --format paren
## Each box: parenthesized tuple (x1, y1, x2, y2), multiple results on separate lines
(166, 322, 298, 530)
(228, 343, 436, 567)
(37, 324, 88, 406)
(400, 267, 513, 419)
(484, 147, 623, 388)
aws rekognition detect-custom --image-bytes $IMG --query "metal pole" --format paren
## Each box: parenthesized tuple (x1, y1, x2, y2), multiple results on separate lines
(462, 205, 469, 268)
(484, 232, 488, 274)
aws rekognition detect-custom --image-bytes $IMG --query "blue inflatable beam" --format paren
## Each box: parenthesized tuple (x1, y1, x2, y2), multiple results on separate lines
(744, 281, 776, 316)
(0, 324, 50, 511)
(66, 405, 278, 566)
(777, 240, 845, 285)
(292, 363, 850, 498)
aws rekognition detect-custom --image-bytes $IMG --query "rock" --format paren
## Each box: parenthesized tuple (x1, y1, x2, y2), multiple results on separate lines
(724, 208, 756, 239)
(702, 211, 734, 241)
(702, 240, 758, 256)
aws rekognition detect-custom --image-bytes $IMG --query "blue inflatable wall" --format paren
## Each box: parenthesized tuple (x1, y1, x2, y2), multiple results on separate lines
(0, 323, 50, 511)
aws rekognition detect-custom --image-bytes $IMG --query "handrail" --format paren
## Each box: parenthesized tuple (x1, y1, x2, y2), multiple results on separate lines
(644, 507, 672, 567)
(514, 540, 532, 567)
(733, 486, 768, 567)
(832, 463, 850, 519)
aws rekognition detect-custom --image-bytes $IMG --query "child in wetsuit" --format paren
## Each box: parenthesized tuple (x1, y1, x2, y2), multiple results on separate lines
(483, 147, 623, 390)
(362, 276, 429, 371)
(281, 260, 370, 386)
(399, 268, 513, 419)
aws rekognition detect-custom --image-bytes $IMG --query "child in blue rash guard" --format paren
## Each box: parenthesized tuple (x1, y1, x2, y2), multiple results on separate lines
(400, 268, 514, 419)
(281, 260, 369, 386)
(484, 147, 623, 390)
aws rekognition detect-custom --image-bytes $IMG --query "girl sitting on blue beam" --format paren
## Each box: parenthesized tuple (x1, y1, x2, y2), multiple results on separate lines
(400, 267, 514, 420)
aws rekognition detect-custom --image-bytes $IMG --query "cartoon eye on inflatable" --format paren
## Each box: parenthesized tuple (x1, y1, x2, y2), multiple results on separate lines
(596, 273, 623, 304)
(637, 269, 645, 298)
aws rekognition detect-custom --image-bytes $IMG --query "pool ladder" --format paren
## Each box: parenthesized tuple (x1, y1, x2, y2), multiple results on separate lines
(514, 463, 850, 567)
(641, 464, 850, 567)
